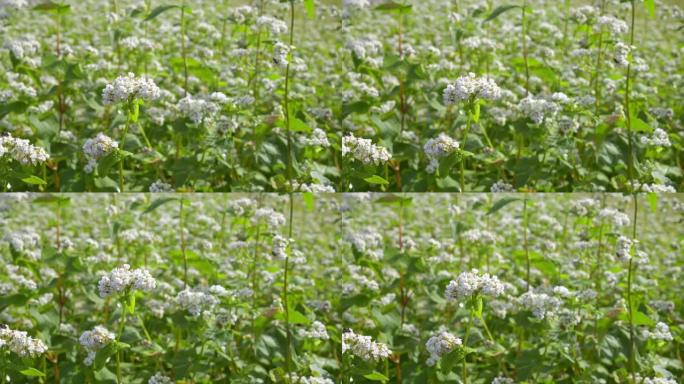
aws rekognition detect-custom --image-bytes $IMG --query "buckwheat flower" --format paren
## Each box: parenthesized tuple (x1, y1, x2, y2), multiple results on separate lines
(443, 73, 502, 105)
(272, 235, 290, 260)
(98, 264, 156, 298)
(176, 288, 218, 317)
(445, 269, 505, 301)
(571, 5, 597, 24)
(300, 321, 329, 340)
(597, 207, 630, 227)
(518, 291, 561, 320)
(148, 373, 173, 384)
(83, 133, 118, 173)
(273, 41, 291, 68)
(178, 95, 214, 124)
(102, 73, 161, 105)
(640, 378, 677, 384)
(640, 128, 671, 148)
(424, 133, 460, 174)
(0, 326, 48, 357)
(302, 128, 331, 147)
(79, 326, 114, 352)
(288, 375, 335, 384)
(149, 180, 174, 193)
(342, 133, 391, 165)
(648, 322, 673, 342)
(614, 42, 631, 67)
(492, 377, 515, 384)
(252, 207, 286, 229)
(256, 15, 288, 35)
(342, 329, 391, 362)
(227, 197, 256, 216)
(425, 330, 462, 366)
(518, 96, 559, 124)
(490, 180, 515, 193)
(595, 15, 628, 36)
(0, 135, 49, 166)
(634, 183, 676, 193)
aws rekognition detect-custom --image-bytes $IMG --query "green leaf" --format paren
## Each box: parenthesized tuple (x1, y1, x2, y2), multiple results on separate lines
(644, 0, 655, 18)
(304, 0, 315, 19)
(631, 116, 652, 133)
(484, 5, 520, 22)
(21, 175, 47, 186)
(33, 1, 70, 13)
(144, 4, 180, 21)
(487, 197, 520, 215)
(364, 371, 389, 381)
(374, 1, 412, 13)
(144, 197, 179, 214)
(302, 192, 315, 212)
(93, 343, 118, 371)
(19, 368, 45, 377)
(289, 117, 312, 133)
(646, 193, 658, 213)
(364, 175, 389, 185)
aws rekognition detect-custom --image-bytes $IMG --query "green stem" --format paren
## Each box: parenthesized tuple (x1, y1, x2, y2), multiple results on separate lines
(462, 310, 474, 384)
(460, 110, 473, 192)
(624, 0, 637, 189)
(179, 199, 188, 288)
(284, 1, 296, 192)
(180, 1, 188, 96)
(118, 109, 132, 192)
(523, 196, 531, 291)
(116, 299, 128, 384)
(627, 194, 638, 382)
(521, 0, 530, 95)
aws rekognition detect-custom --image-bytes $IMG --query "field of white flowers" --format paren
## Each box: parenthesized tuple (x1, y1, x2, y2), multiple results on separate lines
(0, 193, 682, 383)
(0, 0, 682, 192)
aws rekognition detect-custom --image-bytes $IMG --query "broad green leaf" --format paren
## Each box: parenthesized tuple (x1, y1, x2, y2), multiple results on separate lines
(374, 1, 412, 13)
(144, 4, 180, 21)
(364, 175, 389, 185)
(33, 1, 70, 13)
(19, 368, 45, 377)
(484, 5, 520, 22)
(487, 197, 520, 215)
(304, 0, 315, 19)
(144, 197, 179, 214)
(21, 175, 47, 185)
(644, 0, 655, 18)
(364, 371, 389, 381)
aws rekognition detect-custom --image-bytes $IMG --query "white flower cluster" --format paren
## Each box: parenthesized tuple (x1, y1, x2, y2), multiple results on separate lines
(634, 183, 676, 193)
(295, 182, 336, 193)
(518, 96, 559, 124)
(491, 377, 515, 384)
(177, 94, 221, 124)
(176, 288, 219, 317)
(149, 180, 174, 193)
(443, 73, 502, 105)
(0, 326, 48, 357)
(79, 325, 114, 365)
(148, 373, 173, 384)
(638, 378, 677, 384)
(272, 234, 290, 260)
(425, 330, 462, 366)
(0, 134, 49, 166)
(490, 180, 515, 193)
(445, 269, 505, 300)
(462, 229, 497, 245)
(342, 133, 391, 165)
(273, 41, 291, 68)
(251, 207, 286, 229)
(616, 235, 634, 262)
(597, 207, 630, 227)
(646, 322, 673, 342)
(98, 264, 157, 298)
(256, 15, 288, 35)
(518, 290, 562, 320)
(640, 128, 671, 148)
(423, 134, 460, 174)
(102, 73, 161, 105)
(83, 133, 119, 173)
(298, 321, 329, 340)
(301, 128, 330, 148)
(570, 5, 597, 24)
(571, 198, 599, 216)
(346, 37, 383, 67)
(227, 197, 257, 216)
(288, 375, 335, 384)
(614, 42, 631, 67)
(342, 329, 392, 362)
(595, 15, 628, 36)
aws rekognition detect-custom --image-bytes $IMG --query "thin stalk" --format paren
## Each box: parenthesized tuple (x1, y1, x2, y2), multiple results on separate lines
(283, 1, 296, 191)
(523, 196, 531, 291)
(116, 299, 128, 384)
(462, 310, 474, 384)
(459, 110, 473, 192)
(624, 0, 637, 188)
(179, 199, 188, 288)
(593, 0, 607, 115)
(180, 1, 189, 96)
(118, 109, 132, 192)
(283, 192, 295, 377)
(521, 0, 530, 95)
(627, 194, 638, 382)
